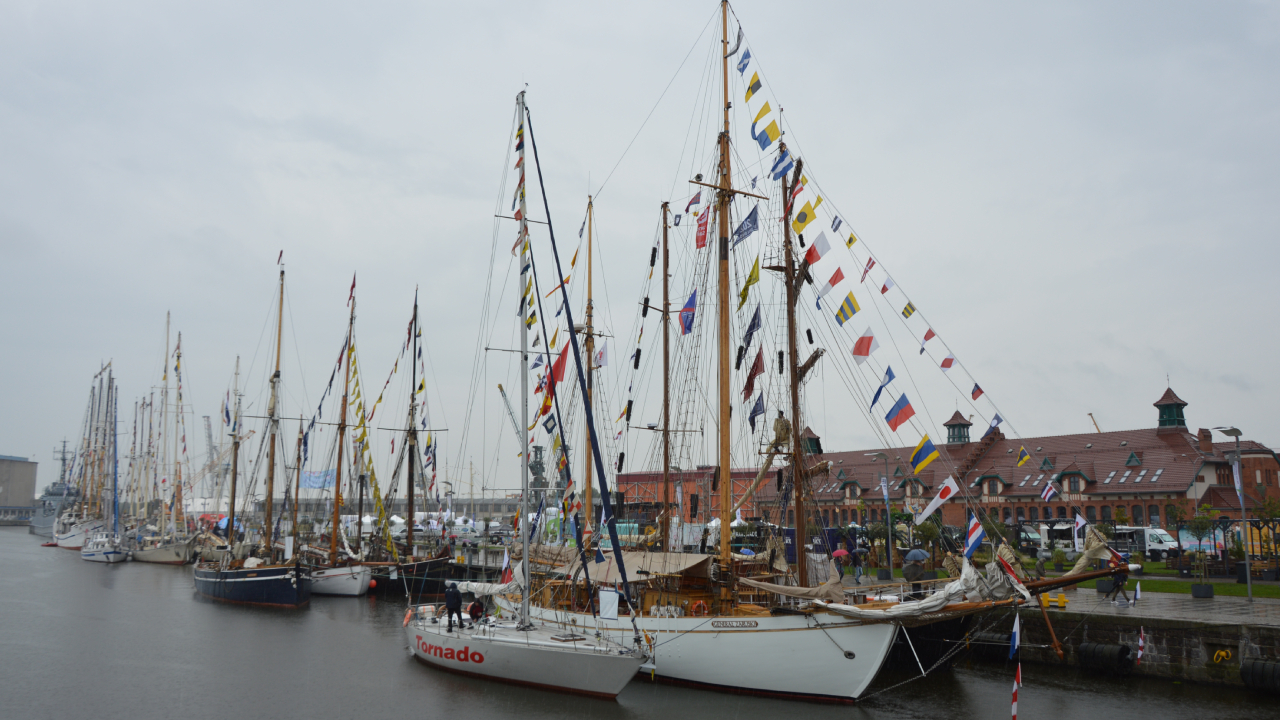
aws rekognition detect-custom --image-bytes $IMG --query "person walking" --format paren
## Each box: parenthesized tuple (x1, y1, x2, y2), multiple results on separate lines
(444, 582, 464, 631)
(1035, 555, 1047, 579)
(1107, 568, 1132, 606)
(851, 547, 864, 584)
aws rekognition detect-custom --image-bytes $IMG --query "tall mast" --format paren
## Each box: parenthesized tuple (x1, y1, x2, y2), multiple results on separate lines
(228, 357, 240, 551)
(407, 294, 419, 556)
(781, 148, 808, 586)
(716, 0, 733, 569)
(162, 313, 170, 531)
(661, 202, 672, 551)
(173, 335, 184, 534)
(516, 90, 532, 623)
(331, 295, 355, 566)
(583, 197, 595, 529)
(110, 371, 118, 534)
(293, 419, 302, 557)
(265, 269, 284, 561)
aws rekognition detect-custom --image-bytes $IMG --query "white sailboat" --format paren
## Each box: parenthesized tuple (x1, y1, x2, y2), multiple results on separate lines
(82, 369, 126, 564)
(404, 91, 645, 699)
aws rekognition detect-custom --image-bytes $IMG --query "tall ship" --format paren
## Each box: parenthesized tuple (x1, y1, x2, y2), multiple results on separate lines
(80, 367, 126, 564)
(54, 365, 114, 550)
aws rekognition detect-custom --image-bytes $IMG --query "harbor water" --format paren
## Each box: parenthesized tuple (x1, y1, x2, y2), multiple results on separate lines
(2, 527, 1272, 719)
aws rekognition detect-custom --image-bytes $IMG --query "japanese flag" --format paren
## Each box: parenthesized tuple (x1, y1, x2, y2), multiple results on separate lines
(913, 476, 959, 525)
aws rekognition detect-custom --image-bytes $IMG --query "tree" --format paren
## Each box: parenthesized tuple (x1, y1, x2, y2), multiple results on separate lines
(1186, 504, 1217, 581)
(1255, 496, 1280, 560)
(1113, 506, 1130, 526)
(866, 522, 888, 567)
(914, 520, 941, 567)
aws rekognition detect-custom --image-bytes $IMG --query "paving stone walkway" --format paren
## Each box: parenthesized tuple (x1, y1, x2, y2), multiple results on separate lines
(1038, 586, 1280, 627)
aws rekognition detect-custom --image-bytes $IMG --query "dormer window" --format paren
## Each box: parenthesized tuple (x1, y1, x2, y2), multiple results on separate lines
(1068, 476, 1080, 493)
(988, 479, 1000, 495)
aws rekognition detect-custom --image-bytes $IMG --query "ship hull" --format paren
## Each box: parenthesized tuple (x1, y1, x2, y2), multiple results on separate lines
(131, 539, 194, 565)
(503, 600, 897, 702)
(55, 519, 103, 550)
(311, 565, 372, 596)
(193, 563, 312, 608)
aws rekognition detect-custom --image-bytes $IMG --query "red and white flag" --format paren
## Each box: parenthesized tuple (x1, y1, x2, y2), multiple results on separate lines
(940, 354, 956, 371)
(851, 328, 879, 365)
(1011, 664, 1021, 719)
(803, 231, 831, 265)
(695, 207, 710, 249)
(500, 549, 513, 584)
(860, 257, 876, 282)
(913, 476, 959, 524)
(881, 277, 895, 294)
(816, 267, 845, 304)
(1137, 626, 1145, 666)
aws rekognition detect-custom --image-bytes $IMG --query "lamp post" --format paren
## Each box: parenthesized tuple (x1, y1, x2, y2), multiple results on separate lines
(1215, 427, 1253, 603)
(867, 452, 893, 578)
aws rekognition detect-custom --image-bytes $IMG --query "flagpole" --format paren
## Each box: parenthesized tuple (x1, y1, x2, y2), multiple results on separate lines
(516, 90, 531, 626)
(583, 196, 595, 531)
(715, 0, 734, 588)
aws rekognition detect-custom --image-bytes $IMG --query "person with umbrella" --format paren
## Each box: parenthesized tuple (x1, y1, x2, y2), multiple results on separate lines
(832, 549, 852, 583)
(904, 546, 930, 597)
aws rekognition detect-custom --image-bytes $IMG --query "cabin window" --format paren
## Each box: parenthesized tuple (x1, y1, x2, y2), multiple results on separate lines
(1104, 471, 1116, 484)
(1151, 468, 1163, 483)
(1086, 506, 1097, 522)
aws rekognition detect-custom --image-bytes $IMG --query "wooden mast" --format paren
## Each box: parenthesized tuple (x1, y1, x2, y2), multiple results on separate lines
(716, 0, 733, 571)
(516, 90, 531, 624)
(407, 294, 419, 557)
(292, 418, 302, 558)
(661, 202, 672, 551)
(330, 296, 355, 566)
(583, 197, 595, 530)
(228, 357, 240, 552)
(781, 149, 808, 586)
(265, 268, 284, 561)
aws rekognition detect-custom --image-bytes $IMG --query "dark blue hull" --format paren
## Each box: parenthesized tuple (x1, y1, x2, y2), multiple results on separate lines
(193, 562, 312, 608)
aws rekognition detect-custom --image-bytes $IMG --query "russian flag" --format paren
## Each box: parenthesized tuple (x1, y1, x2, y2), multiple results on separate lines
(964, 514, 986, 558)
(884, 393, 916, 432)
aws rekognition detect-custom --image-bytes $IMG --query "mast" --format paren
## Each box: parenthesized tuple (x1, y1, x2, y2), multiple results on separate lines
(331, 295, 355, 566)
(161, 313, 170, 533)
(110, 371, 118, 534)
(716, 0, 733, 569)
(265, 269, 284, 561)
(228, 357, 240, 552)
(407, 295, 419, 556)
(516, 90, 531, 624)
(292, 419, 302, 557)
(583, 197, 595, 529)
(661, 202, 672, 551)
(781, 149, 808, 586)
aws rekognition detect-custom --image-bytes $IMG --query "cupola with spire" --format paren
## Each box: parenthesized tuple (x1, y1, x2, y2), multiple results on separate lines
(943, 411, 972, 444)
(1154, 387, 1188, 435)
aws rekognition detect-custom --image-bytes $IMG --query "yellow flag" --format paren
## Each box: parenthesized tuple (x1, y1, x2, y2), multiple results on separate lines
(791, 196, 823, 235)
(738, 256, 760, 310)
(745, 72, 762, 102)
(550, 328, 559, 349)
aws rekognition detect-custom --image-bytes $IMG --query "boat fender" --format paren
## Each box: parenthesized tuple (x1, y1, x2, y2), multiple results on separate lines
(403, 608, 413, 627)
(1241, 659, 1280, 694)
(1077, 642, 1133, 675)
(690, 601, 708, 617)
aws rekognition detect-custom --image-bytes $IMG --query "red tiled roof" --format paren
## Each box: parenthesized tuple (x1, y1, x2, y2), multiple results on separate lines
(943, 411, 971, 427)
(1153, 387, 1188, 407)
(1200, 486, 1262, 511)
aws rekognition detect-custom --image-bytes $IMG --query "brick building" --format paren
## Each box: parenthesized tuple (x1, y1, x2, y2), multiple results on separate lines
(754, 388, 1279, 530)
(615, 466, 760, 524)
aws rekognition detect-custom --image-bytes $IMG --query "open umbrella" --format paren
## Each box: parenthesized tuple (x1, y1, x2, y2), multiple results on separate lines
(739, 548, 756, 556)
(851, 547, 869, 554)
(905, 548, 930, 562)
(831, 549, 850, 559)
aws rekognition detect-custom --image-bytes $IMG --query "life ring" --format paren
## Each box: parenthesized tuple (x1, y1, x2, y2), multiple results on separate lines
(403, 608, 413, 627)
(690, 601, 708, 617)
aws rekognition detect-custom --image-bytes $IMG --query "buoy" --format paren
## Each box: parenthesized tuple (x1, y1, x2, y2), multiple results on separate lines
(369, 579, 377, 589)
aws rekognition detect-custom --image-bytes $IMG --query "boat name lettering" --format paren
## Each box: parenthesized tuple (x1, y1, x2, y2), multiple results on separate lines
(710, 620, 758, 629)
(416, 635, 485, 664)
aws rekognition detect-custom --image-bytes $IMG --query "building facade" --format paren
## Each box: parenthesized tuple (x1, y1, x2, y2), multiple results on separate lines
(0, 455, 38, 524)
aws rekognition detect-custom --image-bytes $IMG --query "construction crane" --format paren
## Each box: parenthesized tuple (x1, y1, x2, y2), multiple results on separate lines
(1088, 413, 1102, 433)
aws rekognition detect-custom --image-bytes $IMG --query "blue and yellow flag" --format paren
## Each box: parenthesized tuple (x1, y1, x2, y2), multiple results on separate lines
(910, 434, 940, 474)
(752, 102, 780, 150)
(835, 292, 860, 326)
(745, 72, 762, 102)
(902, 302, 916, 318)
(1017, 446, 1031, 467)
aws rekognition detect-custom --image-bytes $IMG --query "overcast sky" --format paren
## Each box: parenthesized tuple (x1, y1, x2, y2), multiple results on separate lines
(3, 1, 1278, 495)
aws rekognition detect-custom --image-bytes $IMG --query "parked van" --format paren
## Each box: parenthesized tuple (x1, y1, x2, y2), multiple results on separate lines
(1113, 525, 1180, 561)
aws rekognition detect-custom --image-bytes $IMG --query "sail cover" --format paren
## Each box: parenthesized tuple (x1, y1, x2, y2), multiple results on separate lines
(814, 559, 984, 620)
(739, 560, 846, 603)
(456, 561, 524, 596)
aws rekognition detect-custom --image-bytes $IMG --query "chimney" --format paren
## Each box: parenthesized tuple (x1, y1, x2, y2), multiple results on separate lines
(1198, 428, 1214, 453)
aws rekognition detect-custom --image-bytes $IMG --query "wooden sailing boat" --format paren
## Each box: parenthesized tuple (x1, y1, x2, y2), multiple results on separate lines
(55, 367, 111, 549)
(405, 90, 645, 699)
(81, 368, 126, 564)
(193, 268, 312, 607)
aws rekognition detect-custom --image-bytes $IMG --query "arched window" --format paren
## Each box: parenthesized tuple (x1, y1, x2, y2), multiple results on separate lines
(1058, 507, 1068, 519)
(1016, 507, 1026, 521)
(1132, 505, 1144, 526)
(1086, 506, 1097, 522)
(841, 509, 849, 524)
(1101, 506, 1112, 522)
(822, 509, 830, 526)
(1003, 508, 1012, 522)
(1165, 505, 1177, 526)
(1045, 506, 1054, 521)
(1148, 505, 1159, 527)
(788, 509, 795, 526)
(1029, 507, 1039, 521)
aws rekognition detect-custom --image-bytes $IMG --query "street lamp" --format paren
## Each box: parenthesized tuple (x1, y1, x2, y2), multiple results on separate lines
(1214, 426, 1253, 603)
(867, 452, 893, 578)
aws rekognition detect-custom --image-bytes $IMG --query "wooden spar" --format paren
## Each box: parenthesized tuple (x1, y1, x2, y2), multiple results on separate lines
(407, 296, 418, 557)
(292, 418, 302, 556)
(782, 149, 808, 586)
(716, 0, 733, 577)
(161, 313, 169, 535)
(661, 202, 671, 552)
(1039, 596, 1065, 660)
(228, 357, 240, 550)
(516, 90, 531, 624)
(265, 269, 284, 561)
(583, 196, 594, 530)
(331, 298, 355, 566)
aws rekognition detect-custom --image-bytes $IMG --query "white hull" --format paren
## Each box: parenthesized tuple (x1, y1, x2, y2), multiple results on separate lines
(131, 538, 193, 565)
(406, 612, 643, 699)
(56, 519, 103, 550)
(311, 565, 372, 596)
(502, 600, 897, 701)
(81, 534, 127, 564)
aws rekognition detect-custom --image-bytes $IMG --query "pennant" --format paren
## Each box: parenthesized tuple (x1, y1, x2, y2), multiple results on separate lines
(743, 347, 764, 401)
(732, 204, 760, 247)
(753, 117, 781, 150)
(1040, 480, 1059, 502)
(816, 267, 845, 308)
(695, 206, 710, 249)
(1009, 613, 1020, 659)
(919, 328, 936, 354)
(803, 230, 830, 265)
(913, 475, 959, 525)
(885, 393, 915, 432)
(1013, 665, 1021, 720)
(971, 384, 984, 401)
(1016, 446, 1031, 467)
(726, 26, 744, 57)
(910, 434, 940, 474)
(745, 72, 762, 102)
(791, 197, 823, 235)
(1137, 626, 1145, 665)
(748, 393, 765, 433)
(770, 149, 794, 181)
(500, 549, 513, 584)
(851, 328, 878, 364)
(902, 302, 916, 318)
(982, 414, 1003, 439)
(940, 354, 956, 371)
(860, 258, 876, 283)
(738, 256, 760, 310)
(870, 366, 894, 410)
(964, 513, 986, 559)
(743, 304, 762, 349)
(737, 48, 751, 75)
(685, 191, 701, 213)
(834, 292, 860, 326)
(881, 277, 895, 294)
(578, 216, 586, 239)
(348, 273, 357, 306)
(680, 289, 697, 335)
